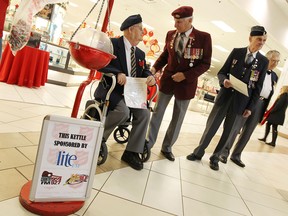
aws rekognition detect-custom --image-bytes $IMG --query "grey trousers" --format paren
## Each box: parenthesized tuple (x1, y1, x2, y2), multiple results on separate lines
(193, 97, 244, 162)
(104, 99, 150, 153)
(221, 99, 265, 160)
(147, 91, 190, 152)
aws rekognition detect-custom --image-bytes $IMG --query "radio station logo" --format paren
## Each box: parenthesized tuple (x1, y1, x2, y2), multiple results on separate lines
(41, 171, 62, 185)
(64, 174, 89, 186)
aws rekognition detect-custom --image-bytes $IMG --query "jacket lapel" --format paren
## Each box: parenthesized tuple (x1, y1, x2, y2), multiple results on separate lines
(118, 37, 128, 75)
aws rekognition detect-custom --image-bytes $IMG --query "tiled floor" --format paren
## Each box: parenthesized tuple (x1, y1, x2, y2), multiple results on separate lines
(0, 81, 288, 216)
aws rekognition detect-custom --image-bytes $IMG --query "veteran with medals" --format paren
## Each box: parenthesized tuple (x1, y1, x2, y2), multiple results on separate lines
(187, 26, 269, 171)
(146, 6, 212, 161)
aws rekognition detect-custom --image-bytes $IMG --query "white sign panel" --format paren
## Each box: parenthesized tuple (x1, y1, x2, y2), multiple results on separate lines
(30, 115, 103, 202)
(124, 77, 147, 109)
(230, 74, 249, 97)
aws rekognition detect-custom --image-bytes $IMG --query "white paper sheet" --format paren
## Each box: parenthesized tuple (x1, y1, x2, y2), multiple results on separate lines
(124, 77, 147, 109)
(230, 74, 249, 97)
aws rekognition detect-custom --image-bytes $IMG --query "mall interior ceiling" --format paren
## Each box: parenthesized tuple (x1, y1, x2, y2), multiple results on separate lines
(44, 0, 288, 77)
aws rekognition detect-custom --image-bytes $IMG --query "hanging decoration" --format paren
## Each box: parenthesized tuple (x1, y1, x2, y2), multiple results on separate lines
(8, 0, 68, 55)
(142, 27, 160, 57)
(106, 30, 120, 38)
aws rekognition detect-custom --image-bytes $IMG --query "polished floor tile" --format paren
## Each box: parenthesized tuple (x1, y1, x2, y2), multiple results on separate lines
(0, 169, 28, 201)
(143, 170, 183, 216)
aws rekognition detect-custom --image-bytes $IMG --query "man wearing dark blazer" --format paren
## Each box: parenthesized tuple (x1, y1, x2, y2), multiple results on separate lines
(94, 14, 155, 170)
(218, 50, 280, 168)
(187, 26, 269, 171)
(146, 6, 212, 161)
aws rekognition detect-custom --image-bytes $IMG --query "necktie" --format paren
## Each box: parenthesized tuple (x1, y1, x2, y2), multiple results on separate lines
(246, 53, 253, 65)
(130, 46, 136, 77)
(267, 70, 271, 75)
(176, 33, 185, 62)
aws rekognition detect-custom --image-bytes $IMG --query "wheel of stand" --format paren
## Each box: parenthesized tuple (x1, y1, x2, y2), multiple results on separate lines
(97, 142, 108, 165)
(140, 141, 150, 162)
(113, 127, 130, 144)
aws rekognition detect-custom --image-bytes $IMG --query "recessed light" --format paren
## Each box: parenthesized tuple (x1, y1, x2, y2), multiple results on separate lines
(211, 20, 235, 32)
(212, 57, 220, 62)
(214, 45, 229, 52)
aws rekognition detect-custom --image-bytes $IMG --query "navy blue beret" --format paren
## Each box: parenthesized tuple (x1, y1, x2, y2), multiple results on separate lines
(120, 14, 142, 31)
(250, 25, 267, 36)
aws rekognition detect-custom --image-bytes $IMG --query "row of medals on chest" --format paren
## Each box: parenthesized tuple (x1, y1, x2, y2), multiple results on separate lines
(170, 32, 198, 67)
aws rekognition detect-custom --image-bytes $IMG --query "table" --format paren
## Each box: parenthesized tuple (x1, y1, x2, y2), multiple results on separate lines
(0, 44, 49, 88)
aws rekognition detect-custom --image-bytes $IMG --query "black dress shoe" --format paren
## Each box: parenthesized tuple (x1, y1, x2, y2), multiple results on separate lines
(266, 142, 276, 147)
(209, 160, 219, 171)
(230, 157, 245, 168)
(121, 150, 143, 170)
(161, 150, 175, 161)
(219, 155, 227, 164)
(258, 138, 266, 142)
(186, 153, 201, 161)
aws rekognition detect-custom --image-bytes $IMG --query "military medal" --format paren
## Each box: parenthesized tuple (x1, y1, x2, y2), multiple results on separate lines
(170, 32, 177, 50)
(183, 36, 196, 67)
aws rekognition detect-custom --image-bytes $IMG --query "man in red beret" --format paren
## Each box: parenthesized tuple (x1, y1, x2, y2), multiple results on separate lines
(146, 6, 212, 161)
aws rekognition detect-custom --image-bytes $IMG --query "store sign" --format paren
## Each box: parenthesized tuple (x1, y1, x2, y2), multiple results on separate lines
(30, 115, 103, 202)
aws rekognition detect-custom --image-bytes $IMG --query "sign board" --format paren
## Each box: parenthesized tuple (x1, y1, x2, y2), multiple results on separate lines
(30, 115, 103, 202)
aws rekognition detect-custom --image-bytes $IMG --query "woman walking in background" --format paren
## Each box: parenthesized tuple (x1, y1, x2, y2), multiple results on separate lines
(259, 86, 288, 147)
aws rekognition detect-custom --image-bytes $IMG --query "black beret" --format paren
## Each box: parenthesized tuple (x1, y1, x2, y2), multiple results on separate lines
(250, 25, 267, 36)
(171, 6, 193, 19)
(120, 14, 142, 31)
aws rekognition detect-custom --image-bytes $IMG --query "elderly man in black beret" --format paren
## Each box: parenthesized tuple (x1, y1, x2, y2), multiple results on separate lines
(218, 49, 279, 168)
(187, 25, 269, 171)
(146, 6, 212, 161)
(94, 14, 155, 170)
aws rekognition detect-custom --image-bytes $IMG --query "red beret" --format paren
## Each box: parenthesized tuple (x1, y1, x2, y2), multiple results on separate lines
(171, 6, 193, 19)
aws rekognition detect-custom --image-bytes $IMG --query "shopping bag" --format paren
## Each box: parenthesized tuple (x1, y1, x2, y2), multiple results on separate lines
(260, 103, 275, 125)
(147, 76, 160, 102)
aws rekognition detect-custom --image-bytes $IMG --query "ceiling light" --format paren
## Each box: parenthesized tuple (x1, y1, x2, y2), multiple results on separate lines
(212, 57, 220, 62)
(259, 50, 265, 55)
(213, 45, 229, 52)
(67, 22, 78, 27)
(110, 21, 121, 27)
(211, 20, 235, 32)
(276, 66, 283, 72)
(68, 2, 78, 7)
(90, 0, 99, 3)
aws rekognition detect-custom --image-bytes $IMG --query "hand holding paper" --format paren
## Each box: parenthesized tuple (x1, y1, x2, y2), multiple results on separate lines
(124, 77, 147, 109)
(229, 74, 249, 97)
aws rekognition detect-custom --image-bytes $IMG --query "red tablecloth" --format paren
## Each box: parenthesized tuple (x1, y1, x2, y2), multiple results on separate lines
(0, 44, 49, 88)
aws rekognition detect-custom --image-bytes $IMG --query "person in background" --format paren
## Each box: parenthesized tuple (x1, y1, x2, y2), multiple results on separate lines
(146, 6, 212, 161)
(187, 26, 269, 171)
(259, 86, 288, 147)
(94, 14, 155, 170)
(218, 50, 279, 168)
(0, 0, 10, 60)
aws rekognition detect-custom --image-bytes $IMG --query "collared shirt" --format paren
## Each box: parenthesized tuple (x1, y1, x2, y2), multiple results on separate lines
(260, 71, 273, 99)
(175, 27, 193, 52)
(245, 48, 257, 62)
(123, 36, 134, 77)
